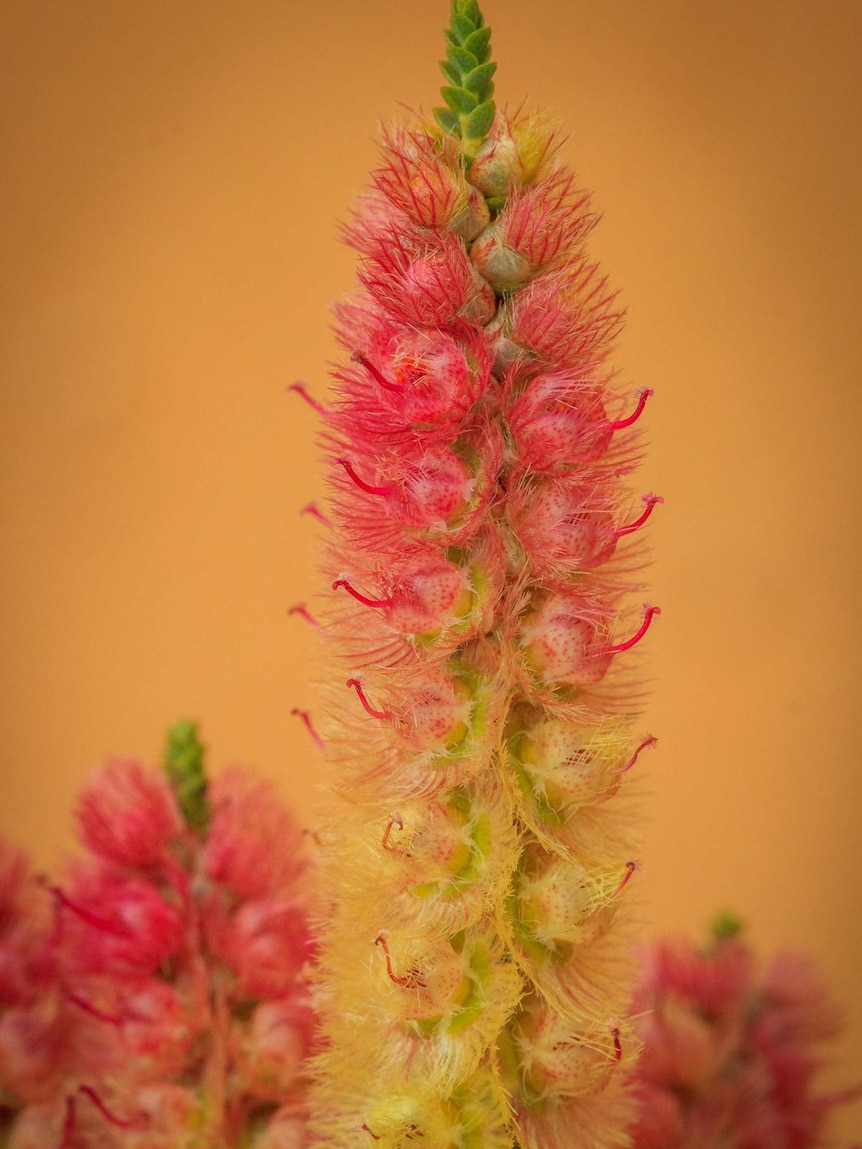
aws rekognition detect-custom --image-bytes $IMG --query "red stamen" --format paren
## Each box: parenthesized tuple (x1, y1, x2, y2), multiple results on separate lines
(615, 493, 663, 538)
(616, 734, 657, 774)
(333, 579, 390, 610)
(78, 1085, 136, 1129)
(287, 381, 328, 416)
(288, 602, 321, 629)
(611, 1026, 623, 1062)
(65, 991, 123, 1026)
(609, 388, 653, 430)
(599, 604, 661, 656)
(291, 707, 325, 751)
(50, 886, 127, 936)
(352, 351, 402, 393)
(614, 860, 638, 896)
(346, 678, 393, 721)
(60, 1095, 76, 1148)
(361, 1124, 381, 1141)
(300, 501, 331, 526)
(303, 827, 323, 847)
(374, 934, 426, 988)
(335, 457, 391, 496)
(382, 812, 404, 850)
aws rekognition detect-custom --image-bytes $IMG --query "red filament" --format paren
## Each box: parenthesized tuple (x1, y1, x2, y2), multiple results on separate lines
(336, 458, 391, 496)
(382, 813, 404, 850)
(615, 493, 663, 538)
(611, 1026, 623, 1062)
(333, 579, 390, 610)
(287, 381, 328, 416)
(614, 860, 638, 896)
(78, 1085, 137, 1129)
(291, 708, 325, 751)
(609, 388, 653, 430)
(50, 886, 127, 936)
(616, 734, 657, 774)
(288, 602, 321, 629)
(361, 1125, 382, 1141)
(300, 501, 331, 526)
(600, 604, 661, 656)
(352, 351, 402, 393)
(65, 991, 123, 1026)
(346, 678, 393, 721)
(374, 934, 426, 988)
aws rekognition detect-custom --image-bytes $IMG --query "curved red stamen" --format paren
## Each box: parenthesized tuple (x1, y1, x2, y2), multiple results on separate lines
(65, 991, 123, 1026)
(614, 860, 638, 896)
(291, 708, 325, 751)
(336, 457, 391, 497)
(50, 887, 127, 936)
(382, 812, 404, 850)
(333, 579, 390, 610)
(374, 934, 426, 988)
(346, 678, 393, 721)
(611, 1026, 623, 1062)
(287, 381, 328, 416)
(78, 1085, 137, 1129)
(600, 604, 661, 656)
(615, 493, 663, 538)
(60, 1095, 77, 1148)
(300, 501, 331, 526)
(288, 602, 321, 630)
(616, 734, 657, 774)
(352, 351, 402, 393)
(609, 388, 653, 430)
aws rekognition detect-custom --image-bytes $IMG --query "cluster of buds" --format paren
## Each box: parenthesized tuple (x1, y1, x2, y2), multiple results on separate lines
(630, 916, 860, 1148)
(0, 722, 316, 1149)
(302, 3, 658, 1146)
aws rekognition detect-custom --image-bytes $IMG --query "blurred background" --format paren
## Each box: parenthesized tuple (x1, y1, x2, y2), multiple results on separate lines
(1, 0, 860, 1136)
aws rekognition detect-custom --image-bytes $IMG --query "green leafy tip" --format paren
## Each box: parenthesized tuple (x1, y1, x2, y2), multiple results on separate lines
(710, 909, 745, 942)
(433, 0, 496, 160)
(164, 718, 210, 832)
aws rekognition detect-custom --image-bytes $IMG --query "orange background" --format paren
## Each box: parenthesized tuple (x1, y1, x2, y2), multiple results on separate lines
(1, 1, 860, 1137)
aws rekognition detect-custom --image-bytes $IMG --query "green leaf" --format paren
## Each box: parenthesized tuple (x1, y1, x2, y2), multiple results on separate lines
(439, 59, 461, 87)
(455, 0, 482, 26)
(442, 85, 478, 114)
(447, 44, 477, 75)
(463, 26, 491, 63)
(463, 61, 496, 95)
(164, 718, 210, 832)
(433, 106, 461, 135)
(452, 13, 475, 44)
(464, 99, 495, 140)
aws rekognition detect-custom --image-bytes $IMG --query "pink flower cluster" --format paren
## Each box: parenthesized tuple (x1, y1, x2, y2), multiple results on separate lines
(0, 742, 316, 1148)
(630, 923, 859, 1149)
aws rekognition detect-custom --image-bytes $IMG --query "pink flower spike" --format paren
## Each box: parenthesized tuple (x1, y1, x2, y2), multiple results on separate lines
(616, 734, 658, 774)
(335, 457, 391, 497)
(351, 350, 402, 392)
(609, 388, 653, 430)
(300, 501, 331, 526)
(346, 678, 393, 721)
(615, 493, 664, 538)
(287, 381, 328, 416)
(291, 707, 325, 751)
(332, 579, 390, 609)
(600, 604, 661, 656)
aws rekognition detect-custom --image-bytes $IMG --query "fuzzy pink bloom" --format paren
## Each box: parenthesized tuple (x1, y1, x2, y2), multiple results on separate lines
(76, 758, 181, 869)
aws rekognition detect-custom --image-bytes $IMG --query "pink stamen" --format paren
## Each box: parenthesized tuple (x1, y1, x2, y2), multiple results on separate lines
(50, 886, 127, 937)
(616, 734, 657, 774)
(65, 991, 123, 1026)
(78, 1085, 137, 1129)
(300, 501, 331, 526)
(599, 604, 661, 656)
(333, 579, 390, 610)
(287, 381, 328, 416)
(336, 457, 391, 496)
(352, 351, 402, 393)
(288, 602, 321, 629)
(374, 934, 426, 988)
(382, 812, 404, 850)
(347, 678, 393, 721)
(609, 388, 653, 430)
(614, 860, 639, 896)
(615, 493, 663, 538)
(291, 708, 325, 751)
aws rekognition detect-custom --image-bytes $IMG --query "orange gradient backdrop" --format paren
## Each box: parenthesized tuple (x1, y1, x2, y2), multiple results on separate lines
(1, 1, 860, 1137)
